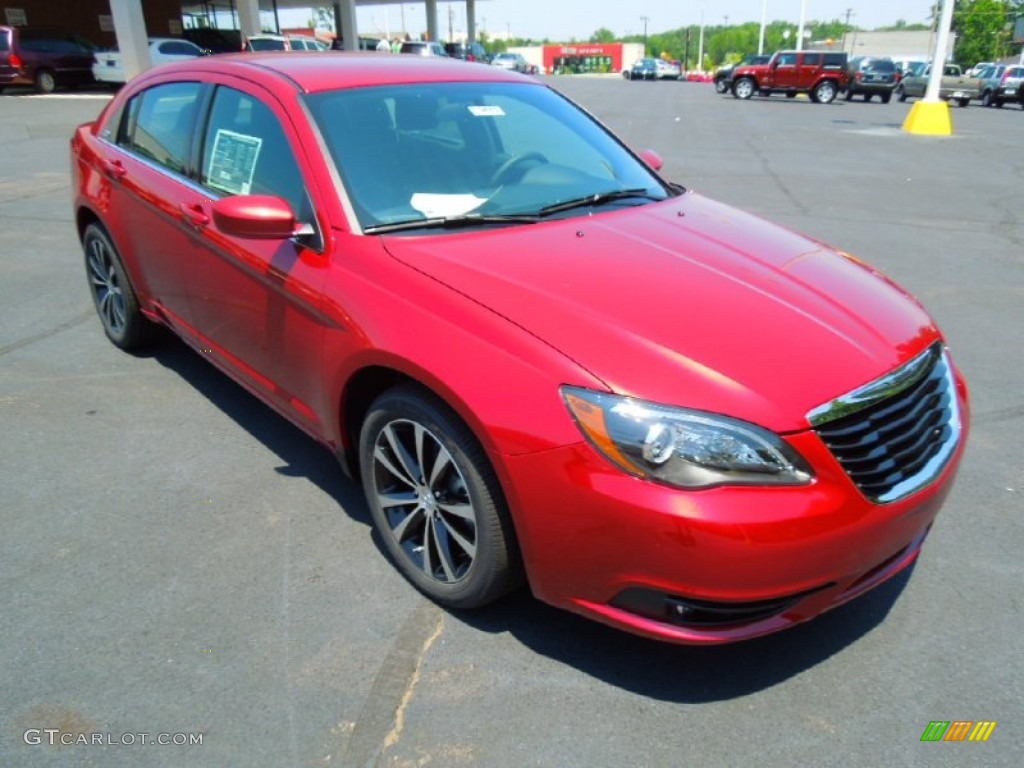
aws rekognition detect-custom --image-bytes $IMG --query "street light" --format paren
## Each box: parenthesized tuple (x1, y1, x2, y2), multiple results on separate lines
(797, 0, 807, 52)
(758, 0, 767, 54)
(641, 16, 649, 56)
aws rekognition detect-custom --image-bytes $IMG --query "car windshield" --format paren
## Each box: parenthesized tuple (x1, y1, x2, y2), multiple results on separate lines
(305, 81, 670, 232)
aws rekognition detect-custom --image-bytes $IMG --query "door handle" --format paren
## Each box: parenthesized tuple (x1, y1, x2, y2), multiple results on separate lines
(179, 202, 211, 229)
(104, 158, 127, 180)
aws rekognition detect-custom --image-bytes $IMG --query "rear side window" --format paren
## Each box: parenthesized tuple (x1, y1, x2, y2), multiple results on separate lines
(802, 53, 822, 66)
(0, 30, 9, 53)
(823, 53, 847, 67)
(866, 59, 895, 72)
(119, 82, 203, 175)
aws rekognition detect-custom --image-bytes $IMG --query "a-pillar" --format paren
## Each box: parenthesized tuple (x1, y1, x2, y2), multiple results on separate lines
(107, 0, 150, 81)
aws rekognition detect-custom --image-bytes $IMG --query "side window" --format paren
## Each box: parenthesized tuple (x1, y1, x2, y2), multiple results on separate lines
(0, 32, 9, 53)
(777, 53, 797, 67)
(199, 86, 312, 222)
(801, 53, 822, 66)
(119, 82, 202, 175)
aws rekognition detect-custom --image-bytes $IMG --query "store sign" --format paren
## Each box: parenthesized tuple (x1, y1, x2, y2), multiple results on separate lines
(5, 8, 28, 26)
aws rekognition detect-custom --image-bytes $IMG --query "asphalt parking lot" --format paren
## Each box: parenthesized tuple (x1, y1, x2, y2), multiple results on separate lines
(1, 79, 1021, 767)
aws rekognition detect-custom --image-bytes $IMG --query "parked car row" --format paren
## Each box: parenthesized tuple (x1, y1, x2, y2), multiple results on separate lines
(2, 23, 538, 92)
(713, 50, 1024, 109)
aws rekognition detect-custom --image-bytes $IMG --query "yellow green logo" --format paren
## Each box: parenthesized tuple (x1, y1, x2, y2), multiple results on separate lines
(920, 721, 997, 742)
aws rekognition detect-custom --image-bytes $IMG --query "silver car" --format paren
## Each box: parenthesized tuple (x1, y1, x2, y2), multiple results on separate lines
(491, 52, 530, 73)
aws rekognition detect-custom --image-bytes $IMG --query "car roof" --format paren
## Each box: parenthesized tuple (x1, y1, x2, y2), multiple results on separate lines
(131, 52, 531, 93)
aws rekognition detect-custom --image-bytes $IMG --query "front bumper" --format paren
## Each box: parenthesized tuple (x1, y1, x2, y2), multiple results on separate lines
(498, 405, 967, 644)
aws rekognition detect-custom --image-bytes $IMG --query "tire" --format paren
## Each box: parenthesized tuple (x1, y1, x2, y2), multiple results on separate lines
(34, 68, 56, 95)
(83, 223, 155, 350)
(982, 90, 993, 107)
(813, 80, 837, 104)
(785, 92, 797, 98)
(864, 93, 873, 102)
(732, 77, 756, 100)
(844, 89, 854, 101)
(897, 85, 907, 102)
(880, 92, 892, 104)
(994, 99, 1003, 109)
(359, 386, 521, 609)
(958, 98, 970, 108)
(715, 79, 728, 94)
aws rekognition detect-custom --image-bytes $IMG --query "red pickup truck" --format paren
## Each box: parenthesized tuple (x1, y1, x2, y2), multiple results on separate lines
(731, 50, 849, 104)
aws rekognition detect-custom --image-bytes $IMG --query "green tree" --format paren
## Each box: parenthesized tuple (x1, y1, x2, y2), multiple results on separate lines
(589, 27, 616, 43)
(953, 0, 1011, 66)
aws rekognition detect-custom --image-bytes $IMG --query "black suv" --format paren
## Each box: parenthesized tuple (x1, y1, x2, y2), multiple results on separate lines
(844, 57, 898, 103)
(714, 54, 770, 94)
(0, 25, 95, 93)
(444, 42, 487, 62)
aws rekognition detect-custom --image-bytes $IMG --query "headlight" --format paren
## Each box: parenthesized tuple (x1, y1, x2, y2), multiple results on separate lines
(561, 387, 813, 490)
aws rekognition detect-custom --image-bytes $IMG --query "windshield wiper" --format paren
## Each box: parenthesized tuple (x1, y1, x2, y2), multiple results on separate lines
(536, 188, 665, 217)
(364, 213, 540, 234)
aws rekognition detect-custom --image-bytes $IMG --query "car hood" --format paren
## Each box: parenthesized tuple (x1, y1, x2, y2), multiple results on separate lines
(380, 192, 939, 433)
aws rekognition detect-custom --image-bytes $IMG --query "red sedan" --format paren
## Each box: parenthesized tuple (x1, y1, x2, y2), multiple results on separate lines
(71, 53, 968, 644)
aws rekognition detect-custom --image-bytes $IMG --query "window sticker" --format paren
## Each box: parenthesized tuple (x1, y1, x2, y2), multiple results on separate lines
(468, 105, 505, 117)
(207, 129, 263, 195)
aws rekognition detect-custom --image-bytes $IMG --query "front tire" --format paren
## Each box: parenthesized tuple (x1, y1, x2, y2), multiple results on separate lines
(83, 223, 155, 350)
(813, 80, 837, 104)
(897, 84, 907, 102)
(359, 386, 521, 609)
(715, 79, 728, 94)
(733, 77, 755, 100)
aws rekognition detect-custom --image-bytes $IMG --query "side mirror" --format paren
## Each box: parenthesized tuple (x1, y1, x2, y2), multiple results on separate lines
(212, 194, 297, 239)
(638, 149, 664, 172)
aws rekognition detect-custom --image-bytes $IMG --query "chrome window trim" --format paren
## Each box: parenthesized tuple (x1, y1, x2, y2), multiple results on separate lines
(807, 343, 941, 427)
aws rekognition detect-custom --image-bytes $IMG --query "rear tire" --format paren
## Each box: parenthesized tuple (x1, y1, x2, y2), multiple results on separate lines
(897, 85, 907, 102)
(880, 92, 892, 104)
(844, 89, 854, 101)
(715, 79, 728, 94)
(83, 224, 155, 350)
(958, 98, 970, 108)
(982, 90, 993, 107)
(813, 80, 837, 104)
(34, 68, 56, 94)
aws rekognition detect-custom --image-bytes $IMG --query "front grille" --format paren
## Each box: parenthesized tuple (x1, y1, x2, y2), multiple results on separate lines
(811, 344, 961, 503)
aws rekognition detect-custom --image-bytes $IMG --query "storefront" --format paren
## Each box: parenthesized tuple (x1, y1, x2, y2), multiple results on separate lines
(542, 42, 643, 75)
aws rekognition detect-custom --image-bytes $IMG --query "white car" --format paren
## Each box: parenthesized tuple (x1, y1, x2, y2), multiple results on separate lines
(655, 59, 681, 80)
(93, 38, 206, 84)
(491, 52, 530, 73)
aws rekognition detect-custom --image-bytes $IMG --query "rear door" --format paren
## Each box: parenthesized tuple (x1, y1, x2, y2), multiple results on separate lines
(100, 80, 206, 330)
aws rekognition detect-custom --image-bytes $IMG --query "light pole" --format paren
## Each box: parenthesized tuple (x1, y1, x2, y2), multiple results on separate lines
(796, 0, 807, 52)
(758, 0, 767, 54)
(903, 0, 955, 134)
(697, 6, 704, 72)
(641, 16, 649, 56)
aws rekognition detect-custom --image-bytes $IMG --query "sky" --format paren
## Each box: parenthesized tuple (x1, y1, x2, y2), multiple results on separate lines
(334, 1, 937, 42)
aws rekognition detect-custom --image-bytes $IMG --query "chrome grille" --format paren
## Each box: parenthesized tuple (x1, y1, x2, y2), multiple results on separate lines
(809, 344, 961, 503)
